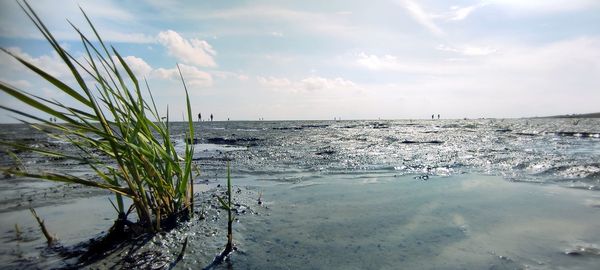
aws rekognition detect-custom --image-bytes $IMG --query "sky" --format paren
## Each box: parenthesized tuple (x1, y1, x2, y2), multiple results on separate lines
(1, 0, 599, 122)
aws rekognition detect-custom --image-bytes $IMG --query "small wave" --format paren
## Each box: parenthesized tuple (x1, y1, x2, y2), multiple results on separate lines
(300, 124, 329, 129)
(536, 163, 600, 180)
(272, 126, 304, 130)
(515, 132, 538, 136)
(315, 150, 336, 156)
(370, 122, 389, 129)
(207, 137, 261, 146)
(400, 140, 444, 144)
(564, 243, 600, 257)
(442, 124, 460, 128)
(552, 131, 600, 138)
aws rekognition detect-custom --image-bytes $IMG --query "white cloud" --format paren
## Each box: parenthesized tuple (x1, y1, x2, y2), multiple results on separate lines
(258, 76, 359, 92)
(401, 0, 444, 35)
(153, 64, 213, 87)
(204, 6, 362, 39)
(0, 27, 155, 44)
(356, 38, 600, 94)
(485, 0, 600, 13)
(351, 37, 600, 117)
(300, 77, 357, 91)
(356, 53, 400, 71)
(257, 76, 292, 88)
(355, 48, 496, 74)
(77, 1, 136, 22)
(3, 47, 71, 78)
(1, 47, 213, 94)
(399, 1, 487, 35)
(436, 44, 497, 56)
(113, 55, 153, 77)
(0, 0, 154, 43)
(41, 87, 65, 99)
(448, 5, 480, 21)
(96, 30, 155, 44)
(157, 30, 217, 67)
(355, 52, 460, 74)
(0, 78, 32, 89)
(335, 11, 353, 15)
(356, 53, 424, 72)
(270, 31, 283, 37)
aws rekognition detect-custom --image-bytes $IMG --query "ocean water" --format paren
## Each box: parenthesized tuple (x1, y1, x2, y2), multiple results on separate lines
(2, 118, 599, 186)
(1, 118, 599, 269)
(192, 118, 600, 185)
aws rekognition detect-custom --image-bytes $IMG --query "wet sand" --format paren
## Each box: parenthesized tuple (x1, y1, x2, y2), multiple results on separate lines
(0, 176, 263, 269)
(1, 173, 599, 269)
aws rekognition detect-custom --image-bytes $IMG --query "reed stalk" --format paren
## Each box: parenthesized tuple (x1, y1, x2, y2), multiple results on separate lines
(216, 162, 234, 253)
(205, 162, 235, 269)
(225, 163, 233, 252)
(14, 223, 22, 241)
(0, 0, 196, 232)
(29, 208, 57, 246)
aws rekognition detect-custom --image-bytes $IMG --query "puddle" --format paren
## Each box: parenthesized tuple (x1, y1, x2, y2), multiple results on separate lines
(232, 174, 600, 270)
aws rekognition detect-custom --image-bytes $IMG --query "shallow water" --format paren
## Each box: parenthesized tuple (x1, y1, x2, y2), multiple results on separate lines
(0, 195, 117, 269)
(1, 119, 599, 269)
(234, 174, 600, 270)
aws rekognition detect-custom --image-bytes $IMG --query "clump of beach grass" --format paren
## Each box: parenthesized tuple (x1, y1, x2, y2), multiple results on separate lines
(0, 0, 196, 234)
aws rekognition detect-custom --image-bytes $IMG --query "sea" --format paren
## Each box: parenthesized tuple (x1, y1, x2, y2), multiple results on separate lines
(1, 118, 599, 269)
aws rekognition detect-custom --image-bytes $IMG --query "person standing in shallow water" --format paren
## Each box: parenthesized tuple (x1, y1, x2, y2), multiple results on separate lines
(438, 114, 440, 119)
(432, 114, 434, 120)
(210, 114, 213, 121)
(198, 113, 201, 122)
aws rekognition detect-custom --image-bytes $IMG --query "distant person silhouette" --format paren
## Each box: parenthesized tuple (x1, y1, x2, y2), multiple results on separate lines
(198, 113, 201, 122)
(432, 114, 434, 120)
(438, 114, 440, 119)
(210, 114, 213, 121)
